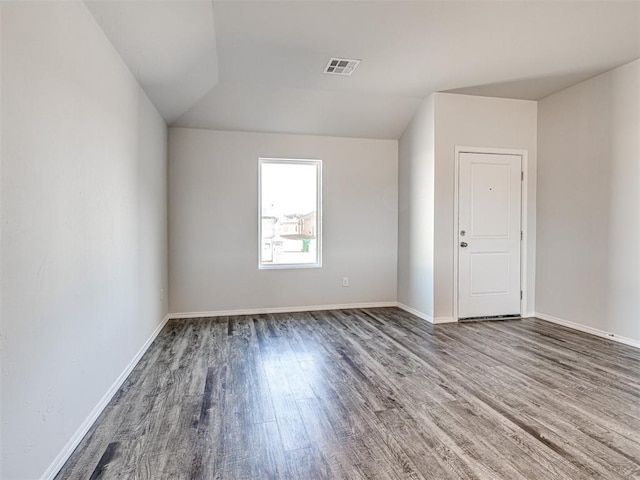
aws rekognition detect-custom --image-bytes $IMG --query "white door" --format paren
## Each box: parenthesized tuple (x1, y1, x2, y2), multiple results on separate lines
(458, 152, 521, 319)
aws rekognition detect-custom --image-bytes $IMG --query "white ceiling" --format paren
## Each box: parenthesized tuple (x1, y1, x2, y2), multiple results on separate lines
(85, 0, 219, 123)
(86, 0, 640, 139)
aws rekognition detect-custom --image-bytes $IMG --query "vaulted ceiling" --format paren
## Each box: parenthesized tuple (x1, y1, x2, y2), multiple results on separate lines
(85, 0, 640, 139)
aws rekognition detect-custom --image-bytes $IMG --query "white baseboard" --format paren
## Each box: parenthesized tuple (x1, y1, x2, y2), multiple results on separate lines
(535, 312, 640, 350)
(397, 303, 434, 323)
(41, 313, 171, 480)
(397, 303, 460, 325)
(434, 316, 457, 324)
(169, 302, 397, 320)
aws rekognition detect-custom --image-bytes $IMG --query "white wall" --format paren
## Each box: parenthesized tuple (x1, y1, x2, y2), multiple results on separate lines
(397, 96, 435, 318)
(0, 2, 168, 479)
(537, 59, 640, 343)
(397, 92, 537, 321)
(433, 93, 538, 319)
(0, 5, 3, 477)
(169, 128, 398, 314)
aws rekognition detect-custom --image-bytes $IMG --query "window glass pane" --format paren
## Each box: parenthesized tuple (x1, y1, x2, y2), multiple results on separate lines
(259, 159, 321, 268)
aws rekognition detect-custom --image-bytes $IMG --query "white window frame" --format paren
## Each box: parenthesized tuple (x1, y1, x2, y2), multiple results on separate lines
(258, 158, 323, 270)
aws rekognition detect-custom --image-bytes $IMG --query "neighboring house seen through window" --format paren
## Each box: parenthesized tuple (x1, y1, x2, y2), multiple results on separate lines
(259, 158, 322, 269)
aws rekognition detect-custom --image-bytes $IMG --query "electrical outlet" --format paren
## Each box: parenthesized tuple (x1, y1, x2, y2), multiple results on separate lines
(342, 277, 349, 287)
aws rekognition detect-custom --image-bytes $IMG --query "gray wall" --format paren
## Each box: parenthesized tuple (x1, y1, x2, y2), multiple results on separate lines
(397, 93, 537, 321)
(397, 96, 435, 318)
(0, 2, 168, 478)
(433, 93, 538, 319)
(168, 128, 398, 314)
(537, 59, 640, 343)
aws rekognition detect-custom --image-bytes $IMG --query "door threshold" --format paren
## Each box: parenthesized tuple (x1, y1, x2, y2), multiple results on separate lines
(458, 314, 521, 323)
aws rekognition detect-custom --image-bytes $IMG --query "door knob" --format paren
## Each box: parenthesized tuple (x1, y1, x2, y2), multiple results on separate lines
(460, 242, 468, 248)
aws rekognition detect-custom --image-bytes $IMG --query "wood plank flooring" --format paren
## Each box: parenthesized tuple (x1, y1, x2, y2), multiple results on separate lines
(55, 308, 640, 479)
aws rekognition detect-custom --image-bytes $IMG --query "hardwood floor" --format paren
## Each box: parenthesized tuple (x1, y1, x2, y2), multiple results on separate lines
(55, 308, 640, 479)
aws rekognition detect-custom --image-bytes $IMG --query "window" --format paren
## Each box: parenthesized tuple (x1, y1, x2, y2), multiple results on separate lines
(259, 158, 322, 269)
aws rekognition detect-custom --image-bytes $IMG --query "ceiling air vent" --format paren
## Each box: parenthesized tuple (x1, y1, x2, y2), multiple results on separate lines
(323, 58, 360, 76)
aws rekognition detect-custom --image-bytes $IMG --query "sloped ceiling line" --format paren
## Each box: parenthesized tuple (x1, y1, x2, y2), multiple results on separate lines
(84, 0, 220, 124)
(87, 0, 640, 139)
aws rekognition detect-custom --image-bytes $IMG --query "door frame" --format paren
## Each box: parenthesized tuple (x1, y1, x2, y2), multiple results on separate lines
(453, 146, 529, 321)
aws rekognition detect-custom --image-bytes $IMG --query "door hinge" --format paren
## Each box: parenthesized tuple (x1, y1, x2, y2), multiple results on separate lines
(520, 231, 523, 240)
(520, 290, 523, 300)
(521, 171, 524, 181)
